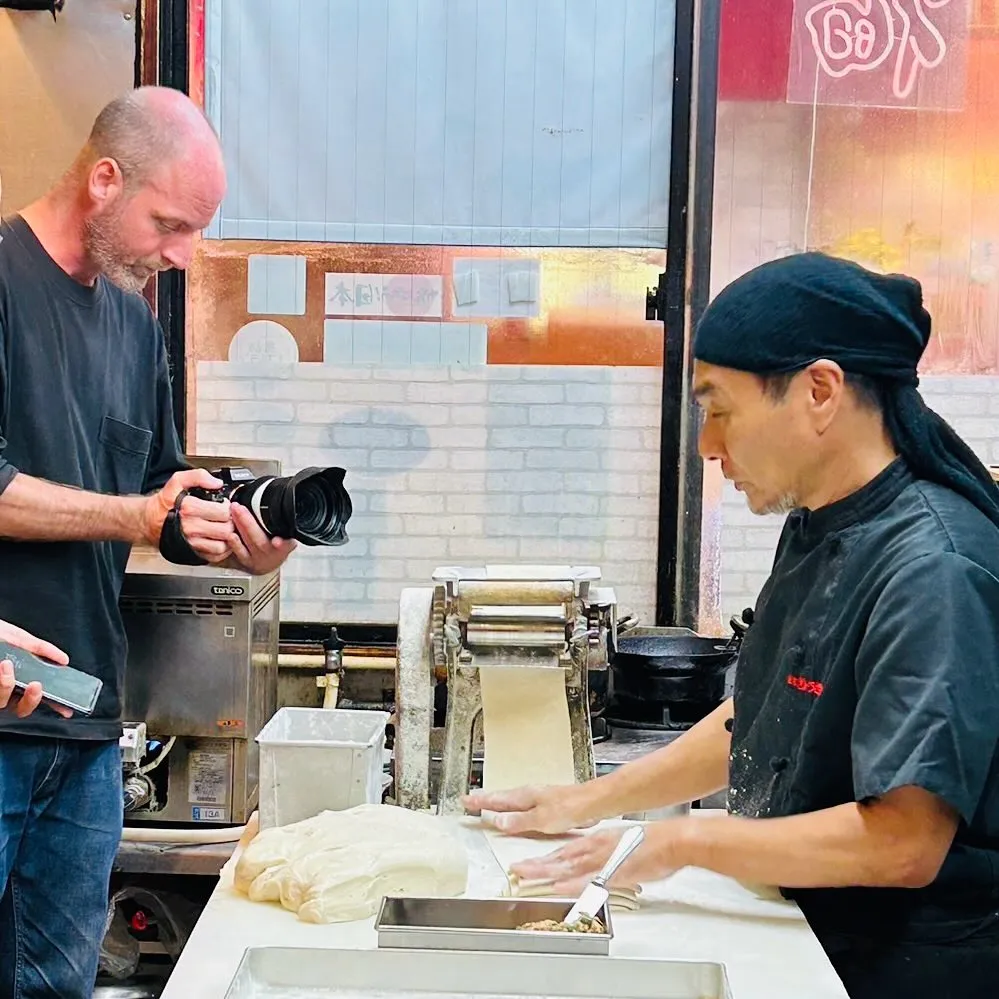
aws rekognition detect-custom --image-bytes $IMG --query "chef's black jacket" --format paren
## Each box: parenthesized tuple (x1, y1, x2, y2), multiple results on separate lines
(729, 459, 999, 998)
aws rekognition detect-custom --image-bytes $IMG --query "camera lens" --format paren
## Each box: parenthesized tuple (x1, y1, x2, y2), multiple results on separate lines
(232, 466, 352, 546)
(293, 474, 351, 542)
(294, 482, 327, 534)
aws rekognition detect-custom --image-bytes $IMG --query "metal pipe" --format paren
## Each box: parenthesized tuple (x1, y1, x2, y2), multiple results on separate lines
(278, 653, 396, 670)
(120, 824, 245, 844)
(320, 672, 340, 709)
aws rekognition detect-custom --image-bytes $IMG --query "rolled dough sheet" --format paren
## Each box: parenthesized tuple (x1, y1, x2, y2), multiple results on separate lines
(478, 666, 576, 792)
(509, 873, 641, 911)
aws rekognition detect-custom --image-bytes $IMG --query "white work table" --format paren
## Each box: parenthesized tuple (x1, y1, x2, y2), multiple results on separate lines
(160, 814, 848, 999)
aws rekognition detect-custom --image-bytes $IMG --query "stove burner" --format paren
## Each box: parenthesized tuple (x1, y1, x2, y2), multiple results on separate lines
(606, 716, 696, 733)
(605, 695, 721, 732)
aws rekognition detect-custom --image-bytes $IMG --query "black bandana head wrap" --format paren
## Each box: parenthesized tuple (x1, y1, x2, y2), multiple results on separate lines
(693, 252, 999, 529)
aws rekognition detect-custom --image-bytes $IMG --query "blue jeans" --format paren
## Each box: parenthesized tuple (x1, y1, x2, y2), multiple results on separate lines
(0, 736, 122, 999)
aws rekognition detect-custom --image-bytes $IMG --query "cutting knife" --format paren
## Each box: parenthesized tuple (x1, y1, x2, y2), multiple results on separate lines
(564, 824, 646, 926)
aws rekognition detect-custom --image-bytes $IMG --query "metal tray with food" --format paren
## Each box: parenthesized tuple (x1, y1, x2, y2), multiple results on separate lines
(223, 946, 733, 999)
(374, 895, 613, 956)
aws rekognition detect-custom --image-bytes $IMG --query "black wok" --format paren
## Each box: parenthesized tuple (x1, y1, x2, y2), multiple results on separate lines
(609, 613, 750, 706)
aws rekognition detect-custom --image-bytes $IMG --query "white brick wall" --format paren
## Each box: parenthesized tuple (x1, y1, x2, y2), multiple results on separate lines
(716, 376, 999, 623)
(197, 362, 998, 630)
(196, 362, 663, 624)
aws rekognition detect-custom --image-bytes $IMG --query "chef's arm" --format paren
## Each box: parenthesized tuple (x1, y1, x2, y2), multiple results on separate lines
(578, 697, 733, 820)
(466, 698, 733, 834)
(665, 785, 958, 889)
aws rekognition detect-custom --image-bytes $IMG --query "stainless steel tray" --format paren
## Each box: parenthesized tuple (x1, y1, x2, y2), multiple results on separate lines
(375, 896, 613, 956)
(223, 946, 732, 998)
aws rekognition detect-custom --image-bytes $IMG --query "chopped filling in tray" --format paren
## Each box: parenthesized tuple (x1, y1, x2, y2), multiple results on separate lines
(516, 914, 605, 934)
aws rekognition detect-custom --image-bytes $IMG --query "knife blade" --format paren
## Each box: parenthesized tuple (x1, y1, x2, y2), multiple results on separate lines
(564, 824, 645, 927)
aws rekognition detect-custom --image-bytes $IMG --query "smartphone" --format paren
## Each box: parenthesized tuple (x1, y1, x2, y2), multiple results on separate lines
(0, 641, 103, 716)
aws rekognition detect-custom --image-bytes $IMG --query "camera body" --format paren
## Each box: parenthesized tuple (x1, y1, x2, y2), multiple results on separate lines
(189, 465, 352, 546)
(188, 465, 258, 503)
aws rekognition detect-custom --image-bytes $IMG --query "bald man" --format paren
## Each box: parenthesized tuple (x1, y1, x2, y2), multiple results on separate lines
(0, 88, 295, 998)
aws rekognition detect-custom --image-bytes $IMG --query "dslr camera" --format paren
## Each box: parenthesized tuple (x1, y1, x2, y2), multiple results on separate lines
(189, 466, 352, 546)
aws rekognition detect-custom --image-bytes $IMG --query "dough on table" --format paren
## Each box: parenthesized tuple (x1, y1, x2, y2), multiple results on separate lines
(736, 880, 785, 902)
(233, 803, 468, 923)
(478, 666, 576, 792)
(508, 873, 642, 911)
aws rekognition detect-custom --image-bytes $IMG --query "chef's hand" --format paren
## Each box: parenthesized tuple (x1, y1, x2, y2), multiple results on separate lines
(143, 469, 235, 564)
(463, 785, 598, 836)
(509, 824, 680, 895)
(0, 620, 72, 719)
(225, 504, 297, 575)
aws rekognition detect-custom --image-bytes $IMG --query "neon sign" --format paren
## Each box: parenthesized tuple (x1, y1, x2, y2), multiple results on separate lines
(787, 0, 970, 109)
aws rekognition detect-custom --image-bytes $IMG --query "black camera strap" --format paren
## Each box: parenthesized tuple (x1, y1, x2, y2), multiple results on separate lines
(158, 490, 209, 566)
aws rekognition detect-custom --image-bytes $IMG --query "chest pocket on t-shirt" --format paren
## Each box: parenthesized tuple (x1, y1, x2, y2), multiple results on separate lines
(99, 415, 152, 496)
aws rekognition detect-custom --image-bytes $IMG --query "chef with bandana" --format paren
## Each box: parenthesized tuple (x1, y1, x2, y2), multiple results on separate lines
(466, 253, 999, 998)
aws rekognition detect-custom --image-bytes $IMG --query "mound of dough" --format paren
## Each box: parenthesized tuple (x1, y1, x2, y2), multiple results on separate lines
(233, 803, 468, 923)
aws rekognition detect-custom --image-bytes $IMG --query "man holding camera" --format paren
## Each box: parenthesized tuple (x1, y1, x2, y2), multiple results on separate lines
(0, 87, 295, 999)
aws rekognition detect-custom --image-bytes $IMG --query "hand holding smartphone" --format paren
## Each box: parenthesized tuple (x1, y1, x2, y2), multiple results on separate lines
(0, 658, 70, 719)
(0, 622, 101, 719)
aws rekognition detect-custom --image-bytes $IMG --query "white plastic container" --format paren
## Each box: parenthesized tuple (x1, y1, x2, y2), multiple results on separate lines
(256, 707, 389, 830)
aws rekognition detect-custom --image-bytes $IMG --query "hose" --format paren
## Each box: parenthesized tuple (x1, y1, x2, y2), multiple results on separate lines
(138, 735, 176, 775)
(120, 824, 246, 844)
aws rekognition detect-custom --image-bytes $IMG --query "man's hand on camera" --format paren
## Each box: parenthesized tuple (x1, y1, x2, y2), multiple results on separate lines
(0, 620, 72, 719)
(225, 504, 297, 575)
(143, 469, 235, 563)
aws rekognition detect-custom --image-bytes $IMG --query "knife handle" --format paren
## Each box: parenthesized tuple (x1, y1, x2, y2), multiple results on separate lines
(594, 825, 646, 887)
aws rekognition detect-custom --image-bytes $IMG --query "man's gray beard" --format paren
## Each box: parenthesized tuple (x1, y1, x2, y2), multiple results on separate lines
(756, 494, 799, 516)
(82, 214, 148, 295)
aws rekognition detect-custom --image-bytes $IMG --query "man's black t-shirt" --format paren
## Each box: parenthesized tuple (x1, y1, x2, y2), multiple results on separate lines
(729, 458, 999, 941)
(0, 215, 186, 740)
